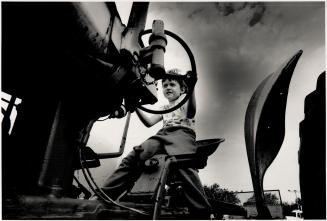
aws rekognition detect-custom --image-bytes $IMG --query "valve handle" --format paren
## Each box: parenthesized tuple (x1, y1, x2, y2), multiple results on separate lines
(138, 29, 197, 114)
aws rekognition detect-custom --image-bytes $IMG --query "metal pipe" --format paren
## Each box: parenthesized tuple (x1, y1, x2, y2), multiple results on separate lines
(1, 97, 18, 106)
(120, 2, 149, 55)
(38, 101, 63, 196)
(2, 95, 16, 135)
(97, 111, 131, 159)
(153, 157, 175, 219)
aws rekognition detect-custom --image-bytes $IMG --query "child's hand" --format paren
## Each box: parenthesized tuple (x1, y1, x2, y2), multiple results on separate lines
(185, 70, 198, 86)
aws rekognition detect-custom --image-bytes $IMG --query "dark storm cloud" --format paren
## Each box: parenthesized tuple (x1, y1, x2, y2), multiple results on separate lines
(214, 2, 247, 16)
(214, 2, 266, 26)
(249, 3, 266, 26)
(148, 1, 325, 138)
(187, 8, 204, 19)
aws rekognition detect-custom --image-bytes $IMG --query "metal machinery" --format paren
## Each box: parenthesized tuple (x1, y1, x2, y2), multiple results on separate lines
(2, 2, 247, 219)
(299, 72, 325, 219)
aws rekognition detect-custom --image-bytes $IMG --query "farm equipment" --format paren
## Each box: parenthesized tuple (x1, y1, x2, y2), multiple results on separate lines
(2, 2, 247, 219)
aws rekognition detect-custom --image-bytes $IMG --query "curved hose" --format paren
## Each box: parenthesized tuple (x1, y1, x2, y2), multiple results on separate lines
(78, 145, 150, 217)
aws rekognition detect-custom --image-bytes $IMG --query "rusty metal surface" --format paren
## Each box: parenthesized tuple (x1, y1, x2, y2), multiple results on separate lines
(2, 2, 151, 213)
(130, 155, 167, 195)
(244, 50, 303, 218)
(1, 2, 124, 99)
(3, 195, 152, 220)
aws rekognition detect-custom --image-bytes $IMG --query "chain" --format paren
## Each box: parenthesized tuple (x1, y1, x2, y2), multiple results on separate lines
(133, 53, 158, 86)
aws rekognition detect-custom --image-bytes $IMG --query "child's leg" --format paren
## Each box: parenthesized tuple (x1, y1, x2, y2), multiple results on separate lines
(100, 150, 141, 199)
(101, 139, 164, 199)
(176, 168, 212, 218)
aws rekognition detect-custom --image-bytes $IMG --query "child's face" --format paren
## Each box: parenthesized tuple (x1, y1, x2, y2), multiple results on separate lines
(162, 79, 185, 102)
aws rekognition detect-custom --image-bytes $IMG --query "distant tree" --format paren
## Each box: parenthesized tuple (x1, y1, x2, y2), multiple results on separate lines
(295, 197, 302, 207)
(282, 201, 299, 217)
(264, 192, 280, 205)
(243, 194, 256, 206)
(244, 192, 280, 205)
(203, 183, 240, 204)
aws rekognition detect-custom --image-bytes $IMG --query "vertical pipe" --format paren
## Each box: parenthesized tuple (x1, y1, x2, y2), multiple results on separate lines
(38, 101, 63, 196)
(153, 157, 174, 220)
(97, 111, 131, 159)
(2, 95, 17, 135)
(121, 2, 149, 55)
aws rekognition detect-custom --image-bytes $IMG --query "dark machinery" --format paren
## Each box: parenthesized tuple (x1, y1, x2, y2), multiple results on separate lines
(2, 1, 158, 200)
(2, 2, 246, 219)
(299, 72, 326, 219)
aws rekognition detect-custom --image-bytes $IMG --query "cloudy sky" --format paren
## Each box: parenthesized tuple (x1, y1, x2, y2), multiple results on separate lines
(87, 1, 325, 203)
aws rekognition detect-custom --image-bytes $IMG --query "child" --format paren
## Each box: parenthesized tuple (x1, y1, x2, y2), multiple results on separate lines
(96, 69, 211, 218)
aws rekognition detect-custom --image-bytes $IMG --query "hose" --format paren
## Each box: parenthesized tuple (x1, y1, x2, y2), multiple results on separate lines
(78, 144, 150, 217)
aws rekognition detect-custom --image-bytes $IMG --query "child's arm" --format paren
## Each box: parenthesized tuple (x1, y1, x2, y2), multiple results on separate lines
(184, 71, 197, 118)
(135, 108, 163, 127)
(185, 89, 196, 118)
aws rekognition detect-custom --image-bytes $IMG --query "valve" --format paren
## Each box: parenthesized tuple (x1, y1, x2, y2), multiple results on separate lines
(110, 105, 127, 118)
(144, 157, 159, 172)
